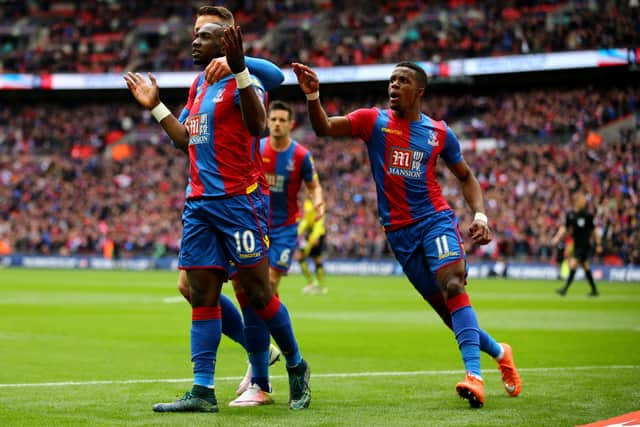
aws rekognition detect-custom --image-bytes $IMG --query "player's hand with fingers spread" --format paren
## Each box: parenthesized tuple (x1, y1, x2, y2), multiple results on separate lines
(469, 218, 492, 246)
(123, 72, 161, 110)
(292, 63, 320, 95)
(205, 57, 232, 84)
(223, 25, 245, 74)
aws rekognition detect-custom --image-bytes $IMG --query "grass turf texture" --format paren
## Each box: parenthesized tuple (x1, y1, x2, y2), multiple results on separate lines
(0, 268, 638, 426)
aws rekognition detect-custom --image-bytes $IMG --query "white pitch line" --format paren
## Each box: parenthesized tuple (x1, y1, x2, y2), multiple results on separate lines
(0, 365, 638, 388)
(162, 296, 185, 304)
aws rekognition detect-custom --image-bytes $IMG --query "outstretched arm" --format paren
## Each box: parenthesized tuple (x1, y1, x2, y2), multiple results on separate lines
(224, 26, 266, 136)
(205, 56, 285, 90)
(446, 159, 492, 245)
(292, 62, 352, 137)
(123, 72, 189, 152)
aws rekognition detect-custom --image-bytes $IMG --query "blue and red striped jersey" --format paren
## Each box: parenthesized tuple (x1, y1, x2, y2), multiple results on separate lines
(260, 136, 316, 227)
(347, 107, 463, 231)
(177, 72, 265, 199)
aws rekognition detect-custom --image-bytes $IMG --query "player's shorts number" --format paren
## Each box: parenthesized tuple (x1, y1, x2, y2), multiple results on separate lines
(234, 230, 256, 253)
(279, 249, 291, 264)
(435, 235, 449, 257)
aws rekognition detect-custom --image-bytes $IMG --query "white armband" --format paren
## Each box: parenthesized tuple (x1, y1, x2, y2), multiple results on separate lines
(150, 103, 171, 123)
(306, 91, 320, 101)
(234, 68, 252, 89)
(474, 212, 488, 224)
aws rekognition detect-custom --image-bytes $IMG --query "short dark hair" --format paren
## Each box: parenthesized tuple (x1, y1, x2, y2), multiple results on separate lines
(196, 5, 234, 25)
(268, 100, 293, 120)
(395, 61, 428, 90)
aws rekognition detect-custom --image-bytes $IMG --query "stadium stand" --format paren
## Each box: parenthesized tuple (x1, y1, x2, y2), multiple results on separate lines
(1, 1, 638, 72)
(1, 84, 638, 264)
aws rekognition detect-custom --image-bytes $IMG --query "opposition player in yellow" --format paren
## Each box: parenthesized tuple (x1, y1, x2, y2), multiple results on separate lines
(297, 196, 328, 295)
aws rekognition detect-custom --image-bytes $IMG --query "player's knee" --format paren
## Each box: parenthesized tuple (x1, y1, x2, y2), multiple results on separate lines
(246, 287, 272, 310)
(439, 272, 465, 298)
(443, 280, 465, 298)
(177, 274, 189, 298)
(436, 262, 466, 298)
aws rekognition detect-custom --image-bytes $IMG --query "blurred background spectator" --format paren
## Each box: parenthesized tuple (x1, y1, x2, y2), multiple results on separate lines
(1, 84, 638, 264)
(1, 1, 638, 72)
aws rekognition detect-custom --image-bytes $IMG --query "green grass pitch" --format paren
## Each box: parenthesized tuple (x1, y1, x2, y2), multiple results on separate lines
(0, 268, 638, 426)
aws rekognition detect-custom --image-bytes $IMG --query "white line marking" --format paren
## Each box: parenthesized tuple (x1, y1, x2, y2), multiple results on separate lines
(0, 365, 637, 388)
(162, 296, 185, 304)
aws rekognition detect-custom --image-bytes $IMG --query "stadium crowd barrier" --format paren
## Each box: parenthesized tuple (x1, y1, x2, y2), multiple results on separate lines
(2, 255, 639, 283)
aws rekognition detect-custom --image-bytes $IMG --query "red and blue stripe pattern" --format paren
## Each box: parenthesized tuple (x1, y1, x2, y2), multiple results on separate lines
(178, 72, 266, 199)
(347, 107, 463, 231)
(260, 136, 316, 227)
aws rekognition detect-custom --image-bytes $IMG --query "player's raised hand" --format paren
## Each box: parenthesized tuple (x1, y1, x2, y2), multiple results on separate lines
(205, 57, 232, 84)
(469, 220, 492, 246)
(223, 25, 245, 74)
(292, 63, 319, 94)
(123, 72, 161, 110)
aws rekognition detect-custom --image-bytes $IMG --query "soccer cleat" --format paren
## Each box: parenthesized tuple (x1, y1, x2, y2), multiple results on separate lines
(302, 283, 327, 295)
(229, 383, 274, 407)
(152, 390, 218, 413)
(455, 373, 485, 408)
(287, 359, 311, 410)
(302, 283, 318, 294)
(556, 288, 566, 296)
(269, 343, 282, 366)
(587, 291, 599, 297)
(236, 344, 282, 395)
(497, 343, 522, 397)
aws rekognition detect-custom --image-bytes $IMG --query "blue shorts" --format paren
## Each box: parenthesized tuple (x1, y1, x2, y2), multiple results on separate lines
(385, 210, 467, 298)
(269, 224, 299, 273)
(179, 190, 269, 275)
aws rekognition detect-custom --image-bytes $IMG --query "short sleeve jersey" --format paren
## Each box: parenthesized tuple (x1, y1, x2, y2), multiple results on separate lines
(260, 136, 317, 227)
(347, 107, 463, 231)
(178, 72, 265, 199)
(565, 209, 595, 249)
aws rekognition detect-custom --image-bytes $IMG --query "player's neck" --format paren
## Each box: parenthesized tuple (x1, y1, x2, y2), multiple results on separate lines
(392, 107, 421, 122)
(270, 136, 291, 151)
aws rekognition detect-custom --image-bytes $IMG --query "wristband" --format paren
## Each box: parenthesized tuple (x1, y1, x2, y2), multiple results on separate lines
(474, 212, 488, 224)
(151, 103, 171, 122)
(234, 68, 252, 89)
(306, 91, 320, 101)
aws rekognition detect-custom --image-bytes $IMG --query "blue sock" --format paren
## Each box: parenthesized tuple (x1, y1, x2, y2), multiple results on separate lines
(257, 296, 302, 367)
(220, 294, 246, 350)
(239, 297, 271, 391)
(479, 328, 502, 359)
(447, 294, 481, 378)
(191, 306, 222, 388)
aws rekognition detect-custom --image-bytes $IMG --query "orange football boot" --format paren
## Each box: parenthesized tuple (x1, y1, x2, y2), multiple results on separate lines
(455, 373, 485, 408)
(497, 343, 522, 397)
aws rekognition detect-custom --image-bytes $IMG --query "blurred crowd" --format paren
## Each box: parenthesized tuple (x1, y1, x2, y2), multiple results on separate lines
(1, 1, 638, 72)
(1, 83, 638, 265)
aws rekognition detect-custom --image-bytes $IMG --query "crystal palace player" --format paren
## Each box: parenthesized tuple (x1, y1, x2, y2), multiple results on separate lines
(261, 100, 324, 294)
(124, 23, 310, 413)
(173, 6, 286, 409)
(293, 61, 521, 408)
(229, 100, 324, 407)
